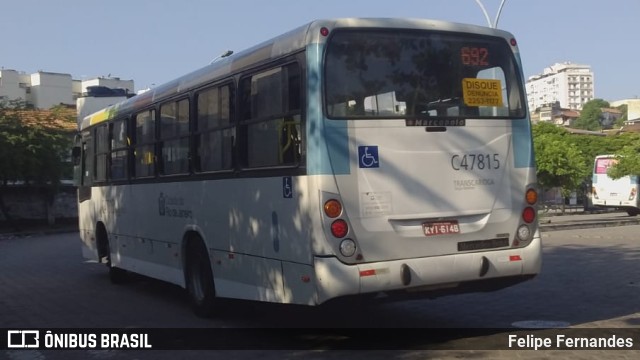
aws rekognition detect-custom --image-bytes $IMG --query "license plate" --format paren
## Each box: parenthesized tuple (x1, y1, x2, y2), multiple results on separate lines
(423, 221, 460, 236)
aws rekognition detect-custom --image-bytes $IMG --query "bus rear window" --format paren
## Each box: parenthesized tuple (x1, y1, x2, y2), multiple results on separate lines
(595, 158, 616, 174)
(324, 29, 526, 120)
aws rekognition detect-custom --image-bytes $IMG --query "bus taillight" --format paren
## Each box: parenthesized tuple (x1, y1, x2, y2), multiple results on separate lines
(522, 207, 535, 223)
(629, 188, 636, 201)
(592, 187, 599, 199)
(324, 199, 343, 218)
(331, 219, 349, 238)
(525, 188, 537, 205)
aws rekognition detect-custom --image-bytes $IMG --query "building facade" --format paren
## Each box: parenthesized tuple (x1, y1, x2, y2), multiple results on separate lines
(526, 62, 595, 112)
(0, 69, 133, 109)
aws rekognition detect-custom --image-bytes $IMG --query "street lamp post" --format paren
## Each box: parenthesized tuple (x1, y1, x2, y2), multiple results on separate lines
(474, 0, 507, 28)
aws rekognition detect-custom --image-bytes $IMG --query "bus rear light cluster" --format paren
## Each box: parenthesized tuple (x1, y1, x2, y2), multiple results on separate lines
(516, 187, 538, 243)
(630, 188, 636, 201)
(323, 197, 359, 259)
(592, 187, 599, 200)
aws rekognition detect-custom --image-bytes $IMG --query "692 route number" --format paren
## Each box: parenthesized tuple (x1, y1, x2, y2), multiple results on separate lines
(451, 153, 500, 171)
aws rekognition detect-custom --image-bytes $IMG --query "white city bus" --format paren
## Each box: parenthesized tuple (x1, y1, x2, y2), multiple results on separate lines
(592, 155, 640, 216)
(73, 18, 541, 316)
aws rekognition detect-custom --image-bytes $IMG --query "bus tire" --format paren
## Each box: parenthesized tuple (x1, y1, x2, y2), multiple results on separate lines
(97, 223, 128, 284)
(185, 239, 217, 317)
(627, 209, 639, 217)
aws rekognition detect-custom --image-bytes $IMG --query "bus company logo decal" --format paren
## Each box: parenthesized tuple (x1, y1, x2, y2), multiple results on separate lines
(158, 192, 193, 219)
(453, 178, 495, 190)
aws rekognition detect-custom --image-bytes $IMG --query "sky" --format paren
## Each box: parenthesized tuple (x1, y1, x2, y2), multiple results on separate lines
(2, 0, 639, 101)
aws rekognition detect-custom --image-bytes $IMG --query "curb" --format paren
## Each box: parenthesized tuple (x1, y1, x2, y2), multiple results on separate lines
(540, 219, 640, 232)
(0, 226, 79, 240)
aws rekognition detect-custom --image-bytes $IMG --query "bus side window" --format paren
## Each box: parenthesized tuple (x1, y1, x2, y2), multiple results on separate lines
(159, 99, 190, 175)
(239, 63, 302, 168)
(110, 119, 129, 180)
(94, 124, 109, 182)
(195, 83, 234, 172)
(133, 109, 156, 178)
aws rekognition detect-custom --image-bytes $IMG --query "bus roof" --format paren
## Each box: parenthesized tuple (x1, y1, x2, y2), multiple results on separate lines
(80, 18, 515, 131)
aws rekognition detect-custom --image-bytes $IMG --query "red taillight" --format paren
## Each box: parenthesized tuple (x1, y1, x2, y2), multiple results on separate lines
(320, 27, 329, 37)
(331, 219, 348, 238)
(522, 207, 536, 223)
(510, 38, 517, 46)
(630, 188, 636, 201)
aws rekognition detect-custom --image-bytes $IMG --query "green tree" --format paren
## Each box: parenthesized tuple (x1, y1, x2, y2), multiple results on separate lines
(606, 139, 640, 180)
(0, 101, 75, 228)
(532, 123, 590, 212)
(572, 99, 610, 131)
(614, 104, 628, 128)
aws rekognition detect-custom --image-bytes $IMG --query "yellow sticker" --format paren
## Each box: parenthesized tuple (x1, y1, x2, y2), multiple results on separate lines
(462, 78, 503, 107)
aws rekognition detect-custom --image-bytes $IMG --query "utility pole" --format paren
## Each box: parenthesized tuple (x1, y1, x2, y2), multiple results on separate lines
(474, 0, 507, 28)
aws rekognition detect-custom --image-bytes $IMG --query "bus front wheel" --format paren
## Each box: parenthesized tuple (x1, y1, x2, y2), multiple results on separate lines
(185, 239, 217, 317)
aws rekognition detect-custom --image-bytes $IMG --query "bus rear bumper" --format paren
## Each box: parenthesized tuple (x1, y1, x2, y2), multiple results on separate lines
(314, 237, 541, 304)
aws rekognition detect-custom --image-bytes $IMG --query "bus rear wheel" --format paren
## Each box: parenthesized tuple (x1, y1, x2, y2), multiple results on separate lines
(185, 239, 217, 317)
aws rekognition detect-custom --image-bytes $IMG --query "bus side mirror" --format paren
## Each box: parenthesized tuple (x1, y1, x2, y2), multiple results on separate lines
(72, 146, 81, 166)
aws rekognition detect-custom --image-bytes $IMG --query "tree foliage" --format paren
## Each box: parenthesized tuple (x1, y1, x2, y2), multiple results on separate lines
(0, 100, 74, 187)
(533, 121, 640, 200)
(0, 100, 75, 227)
(606, 134, 640, 179)
(572, 99, 610, 131)
(532, 123, 590, 198)
(615, 104, 628, 128)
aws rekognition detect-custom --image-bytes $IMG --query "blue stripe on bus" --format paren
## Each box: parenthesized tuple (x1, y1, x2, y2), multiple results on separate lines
(512, 54, 535, 169)
(512, 118, 535, 168)
(306, 43, 350, 175)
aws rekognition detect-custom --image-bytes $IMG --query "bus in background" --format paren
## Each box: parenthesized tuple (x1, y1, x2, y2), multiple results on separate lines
(73, 18, 540, 317)
(592, 155, 640, 216)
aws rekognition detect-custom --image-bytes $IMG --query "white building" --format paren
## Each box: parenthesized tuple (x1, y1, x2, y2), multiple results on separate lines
(0, 68, 133, 109)
(526, 62, 594, 111)
(610, 99, 640, 123)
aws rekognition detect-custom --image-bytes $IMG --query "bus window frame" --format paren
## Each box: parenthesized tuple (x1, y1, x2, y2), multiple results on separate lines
(159, 97, 191, 177)
(194, 81, 236, 174)
(237, 59, 305, 172)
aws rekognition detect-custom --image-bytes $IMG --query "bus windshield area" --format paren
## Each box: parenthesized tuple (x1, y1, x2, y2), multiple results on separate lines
(324, 29, 526, 120)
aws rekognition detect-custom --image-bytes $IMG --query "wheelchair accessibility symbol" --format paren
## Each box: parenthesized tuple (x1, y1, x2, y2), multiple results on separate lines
(358, 146, 379, 168)
(282, 176, 293, 198)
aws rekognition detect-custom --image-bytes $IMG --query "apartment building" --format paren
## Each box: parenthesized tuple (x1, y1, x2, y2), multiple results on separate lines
(0, 68, 133, 109)
(526, 62, 594, 111)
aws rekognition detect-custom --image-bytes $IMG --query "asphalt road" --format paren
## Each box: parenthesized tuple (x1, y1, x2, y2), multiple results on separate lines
(1, 214, 639, 359)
